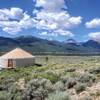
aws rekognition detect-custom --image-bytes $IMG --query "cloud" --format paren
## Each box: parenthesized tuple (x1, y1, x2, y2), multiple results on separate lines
(35, 10, 82, 30)
(35, 0, 66, 12)
(0, 21, 21, 34)
(40, 29, 74, 37)
(0, 7, 24, 20)
(19, 13, 36, 29)
(0, 7, 36, 34)
(88, 32, 100, 42)
(41, 31, 48, 35)
(55, 29, 74, 36)
(86, 19, 100, 42)
(40, 31, 58, 37)
(86, 18, 100, 28)
(34, 0, 82, 37)
(3, 27, 22, 35)
(0, 0, 82, 37)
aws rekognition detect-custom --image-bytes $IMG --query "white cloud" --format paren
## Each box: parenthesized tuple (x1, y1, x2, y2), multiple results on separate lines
(86, 18, 100, 28)
(35, 10, 82, 30)
(35, 0, 66, 12)
(0, 7, 24, 20)
(0, 12, 9, 21)
(0, 0, 82, 37)
(0, 21, 18, 27)
(88, 32, 100, 42)
(86, 19, 100, 42)
(40, 29, 74, 37)
(41, 31, 48, 35)
(10, 8, 24, 20)
(19, 13, 36, 29)
(34, 0, 82, 37)
(40, 31, 58, 37)
(3, 27, 22, 34)
(0, 7, 36, 34)
(0, 21, 22, 34)
(69, 17, 82, 26)
(55, 29, 74, 36)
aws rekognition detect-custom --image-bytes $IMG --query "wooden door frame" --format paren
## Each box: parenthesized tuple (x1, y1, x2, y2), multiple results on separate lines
(8, 59, 13, 68)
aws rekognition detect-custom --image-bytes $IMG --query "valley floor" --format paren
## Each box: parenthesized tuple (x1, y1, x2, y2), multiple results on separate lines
(0, 56, 100, 100)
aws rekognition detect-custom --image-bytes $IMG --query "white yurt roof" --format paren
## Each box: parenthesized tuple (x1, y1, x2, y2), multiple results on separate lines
(0, 48, 35, 59)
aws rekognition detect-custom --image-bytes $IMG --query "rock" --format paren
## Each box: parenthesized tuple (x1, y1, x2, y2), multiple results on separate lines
(78, 91, 91, 100)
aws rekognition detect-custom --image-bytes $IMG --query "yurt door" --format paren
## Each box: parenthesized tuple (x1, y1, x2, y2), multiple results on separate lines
(8, 59, 13, 68)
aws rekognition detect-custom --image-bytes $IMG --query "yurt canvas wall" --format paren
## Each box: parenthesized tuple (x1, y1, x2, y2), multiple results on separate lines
(14, 58, 35, 67)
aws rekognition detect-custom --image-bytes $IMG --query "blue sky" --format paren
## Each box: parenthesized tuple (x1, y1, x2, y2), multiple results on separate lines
(0, 0, 100, 42)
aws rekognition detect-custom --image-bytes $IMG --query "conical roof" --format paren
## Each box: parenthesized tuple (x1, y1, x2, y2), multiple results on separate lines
(1, 48, 35, 59)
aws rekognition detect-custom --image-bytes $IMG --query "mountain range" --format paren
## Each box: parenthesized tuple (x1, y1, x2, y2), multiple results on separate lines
(0, 36, 100, 55)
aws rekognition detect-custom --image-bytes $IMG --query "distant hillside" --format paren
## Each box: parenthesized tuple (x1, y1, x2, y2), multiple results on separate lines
(0, 36, 100, 54)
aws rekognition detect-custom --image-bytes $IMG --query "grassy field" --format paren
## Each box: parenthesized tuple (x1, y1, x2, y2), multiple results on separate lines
(36, 55, 100, 70)
(0, 56, 100, 100)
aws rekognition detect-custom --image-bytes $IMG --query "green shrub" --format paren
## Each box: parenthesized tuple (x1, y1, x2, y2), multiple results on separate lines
(89, 67, 100, 74)
(60, 76, 68, 84)
(46, 91, 71, 100)
(54, 81, 64, 91)
(0, 91, 8, 100)
(7, 84, 22, 100)
(65, 78, 77, 89)
(0, 85, 6, 91)
(44, 79, 54, 92)
(40, 74, 59, 83)
(74, 83, 86, 94)
(22, 79, 48, 100)
(40, 71, 60, 83)
(0, 77, 16, 91)
(77, 73, 96, 85)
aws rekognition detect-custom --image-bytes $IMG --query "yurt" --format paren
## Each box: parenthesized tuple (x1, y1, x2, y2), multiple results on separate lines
(0, 48, 35, 69)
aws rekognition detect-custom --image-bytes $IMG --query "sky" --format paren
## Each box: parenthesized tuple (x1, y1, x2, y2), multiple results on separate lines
(0, 0, 100, 42)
